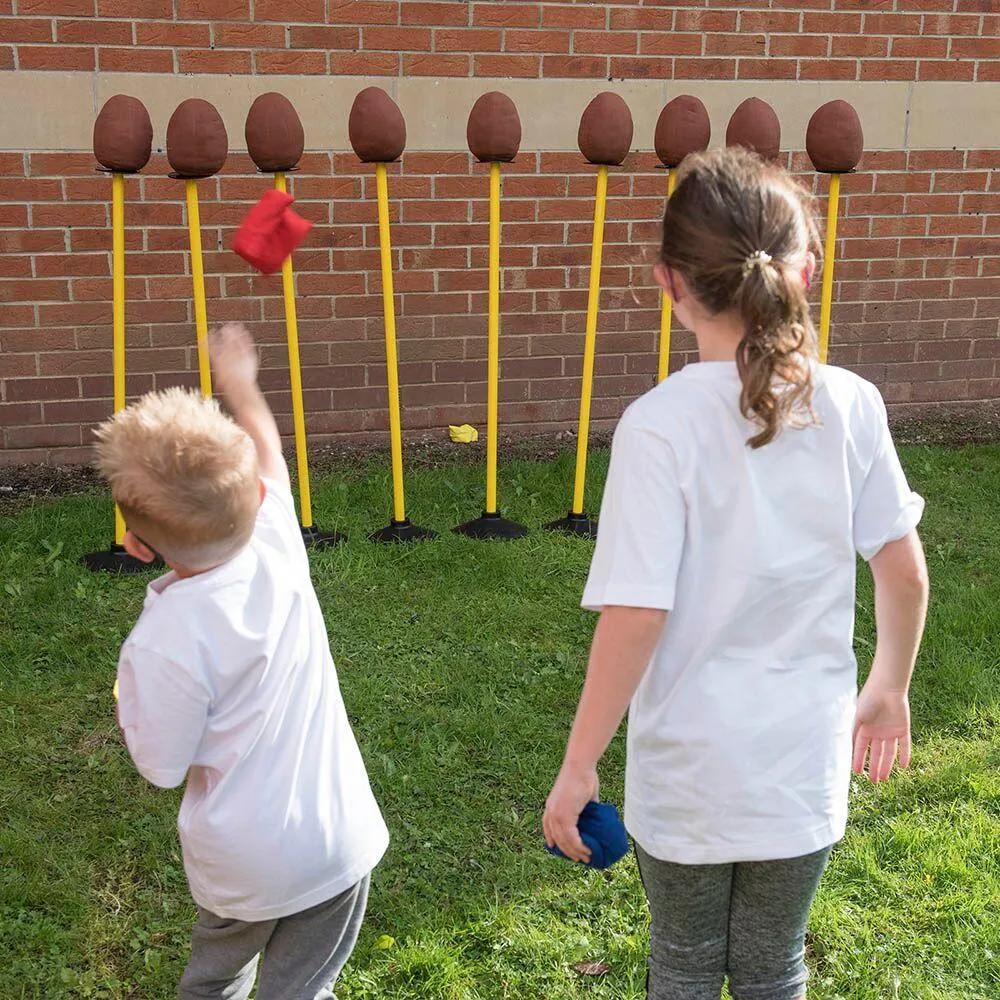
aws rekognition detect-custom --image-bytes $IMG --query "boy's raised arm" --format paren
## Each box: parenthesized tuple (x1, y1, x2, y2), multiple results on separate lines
(209, 323, 290, 489)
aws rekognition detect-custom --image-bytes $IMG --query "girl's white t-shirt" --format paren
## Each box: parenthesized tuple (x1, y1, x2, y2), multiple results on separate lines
(582, 362, 924, 865)
(116, 481, 389, 921)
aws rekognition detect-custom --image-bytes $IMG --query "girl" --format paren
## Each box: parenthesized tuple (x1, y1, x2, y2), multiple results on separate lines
(543, 147, 928, 1000)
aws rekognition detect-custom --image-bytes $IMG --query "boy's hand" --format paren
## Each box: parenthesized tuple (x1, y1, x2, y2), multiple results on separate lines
(543, 762, 600, 864)
(853, 680, 911, 784)
(209, 323, 259, 400)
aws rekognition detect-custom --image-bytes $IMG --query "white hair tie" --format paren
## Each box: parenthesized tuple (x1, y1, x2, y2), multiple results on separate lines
(742, 250, 773, 277)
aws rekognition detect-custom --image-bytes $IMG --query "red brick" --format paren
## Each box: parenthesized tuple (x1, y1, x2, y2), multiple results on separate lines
(909, 150, 964, 170)
(831, 35, 888, 57)
(738, 57, 796, 80)
(951, 37, 1000, 59)
(892, 37, 949, 58)
(178, 49, 251, 73)
(675, 10, 737, 32)
(99, 0, 170, 12)
(864, 13, 921, 33)
(328, 1, 397, 25)
(403, 53, 468, 75)
(799, 59, 858, 80)
(0, 352, 38, 377)
(257, 0, 324, 18)
(257, 50, 327, 73)
(640, 32, 702, 56)
(5, 424, 84, 449)
(216, 23, 285, 47)
(331, 51, 398, 74)
(436, 28, 501, 52)
(401, 2, 468, 26)
(551, 5, 607, 29)
(472, 3, 538, 28)
(19, 0, 91, 12)
(100, 47, 174, 72)
(542, 55, 607, 77)
(0, 18, 53, 42)
(133, 22, 209, 47)
(18, 45, 95, 70)
(920, 60, 975, 81)
(574, 30, 636, 55)
(706, 33, 765, 56)
(742, 10, 800, 31)
(609, 56, 671, 79)
(923, 13, 982, 34)
(803, 12, 862, 33)
(27, 152, 92, 176)
(364, 26, 432, 49)
(56, 18, 130, 44)
(861, 59, 917, 81)
(176, 0, 248, 14)
(474, 54, 540, 77)
(771, 34, 829, 57)
(5, 376, 78, 402)
(675, 57, 736, 80)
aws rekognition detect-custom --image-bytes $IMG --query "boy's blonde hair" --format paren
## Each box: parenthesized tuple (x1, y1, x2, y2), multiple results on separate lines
(94, 387, 260, 570)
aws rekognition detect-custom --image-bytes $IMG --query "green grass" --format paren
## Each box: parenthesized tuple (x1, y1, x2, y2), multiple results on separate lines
(1, 444, 998, 1000)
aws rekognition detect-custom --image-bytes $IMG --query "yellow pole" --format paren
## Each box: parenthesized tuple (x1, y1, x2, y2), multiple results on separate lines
(657, 168, 677, 383)
(375, 162, 407, 524)
(185, 179, 212, 398)
(486, 161, 502, 515)
(273, 172, 314, 528)
(818, 172, 841, 364)
(571, 165, 609, 516)
(111, 172, 126, 545)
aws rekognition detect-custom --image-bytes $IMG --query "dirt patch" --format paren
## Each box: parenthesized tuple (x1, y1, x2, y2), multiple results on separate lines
(2, 410, 996, 515)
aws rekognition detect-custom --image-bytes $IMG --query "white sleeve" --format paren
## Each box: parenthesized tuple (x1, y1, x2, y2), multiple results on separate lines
(853, 388, 924, 561)
(117, 645, 211, 789)
(582, 414, 686, 613)
(253, 478, 308, 571)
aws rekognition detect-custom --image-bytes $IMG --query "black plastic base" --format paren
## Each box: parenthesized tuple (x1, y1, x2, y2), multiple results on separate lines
(81, 545, 162, 574)
(301, 525, 346, 549)
(453, 511, 528, 540)
(369, 518, 437, 544)
(545, 512, 598, 539)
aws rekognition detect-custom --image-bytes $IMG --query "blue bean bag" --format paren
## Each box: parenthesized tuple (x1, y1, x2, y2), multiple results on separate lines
(546, 801, 630, 870)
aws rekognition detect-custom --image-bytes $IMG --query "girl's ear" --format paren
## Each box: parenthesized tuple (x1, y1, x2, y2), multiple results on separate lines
(803, 251, 816, 291)
(654, 262, 683, 302)
(122, 531, 157, 564)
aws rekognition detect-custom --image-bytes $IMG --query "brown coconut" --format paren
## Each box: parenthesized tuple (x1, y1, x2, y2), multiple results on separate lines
(654, 95, 711, 169)
(467, 92, 521, 164)
(578, 92, 633, 167)
(348, 87, 406, 163)
(806, 100, 863, 174)
(166, 98, 228, 179)
(245, 92, 304, 173)
(93, 95, 153, 174)
(725, 98, 780, 161)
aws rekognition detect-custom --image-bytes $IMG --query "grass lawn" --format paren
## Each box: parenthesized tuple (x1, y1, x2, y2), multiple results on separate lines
(1, 443, 998, 1000)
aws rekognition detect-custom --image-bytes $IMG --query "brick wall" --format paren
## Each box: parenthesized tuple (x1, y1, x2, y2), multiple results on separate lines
(1, 1, 999, 466)
(3, 2, 999, 82)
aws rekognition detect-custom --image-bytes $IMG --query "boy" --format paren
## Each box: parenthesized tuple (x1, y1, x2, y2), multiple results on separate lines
(97, 323, 388, 1000)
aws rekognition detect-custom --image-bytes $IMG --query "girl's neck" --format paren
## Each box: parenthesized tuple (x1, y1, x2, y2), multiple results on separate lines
(693, 311, 744, 363)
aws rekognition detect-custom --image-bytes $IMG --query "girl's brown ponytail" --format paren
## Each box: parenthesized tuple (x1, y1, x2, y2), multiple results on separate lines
(660, 147, 821, 448)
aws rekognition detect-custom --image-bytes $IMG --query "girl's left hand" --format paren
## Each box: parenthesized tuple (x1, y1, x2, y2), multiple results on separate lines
(543, 762, 600, 863)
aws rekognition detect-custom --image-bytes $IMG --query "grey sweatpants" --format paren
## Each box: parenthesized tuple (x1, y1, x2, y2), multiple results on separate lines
(178, 875, 369, 1000)
(635, 844, 831, 1000)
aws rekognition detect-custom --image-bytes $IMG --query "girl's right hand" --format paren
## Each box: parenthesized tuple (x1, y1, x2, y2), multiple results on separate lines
(543, 763, 600, 864)
(853, 681, 911, 784)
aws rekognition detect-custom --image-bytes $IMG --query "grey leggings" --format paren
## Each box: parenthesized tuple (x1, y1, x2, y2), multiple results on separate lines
(635, 843, 832, 1000)
(178, 875, 369, 1000)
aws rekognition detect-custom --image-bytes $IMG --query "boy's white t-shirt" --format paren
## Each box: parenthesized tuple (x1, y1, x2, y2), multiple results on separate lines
(582, 362, 924, 865)
(116, 480, 389, 921)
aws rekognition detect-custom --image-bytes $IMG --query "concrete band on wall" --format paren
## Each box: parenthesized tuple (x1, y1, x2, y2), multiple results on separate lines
(2, 71, 998, 153)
